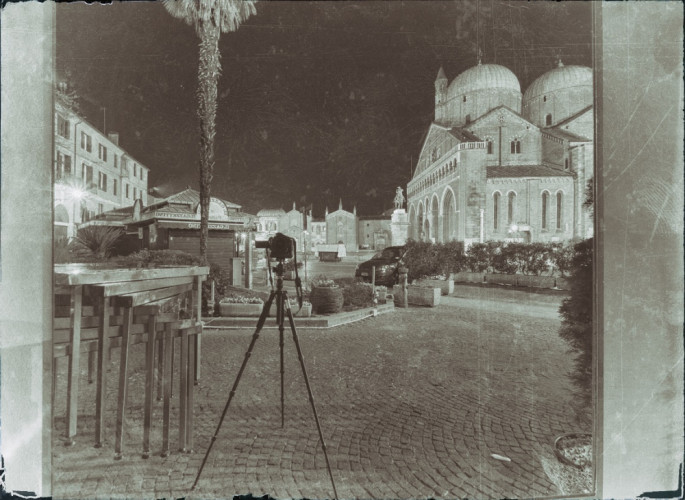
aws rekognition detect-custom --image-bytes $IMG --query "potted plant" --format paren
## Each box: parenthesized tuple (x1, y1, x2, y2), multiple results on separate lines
(293, 300, 312, 317)
(309, 277, 343, 314)
(219, 296, 265, 317)
(553, 433, 592, 469)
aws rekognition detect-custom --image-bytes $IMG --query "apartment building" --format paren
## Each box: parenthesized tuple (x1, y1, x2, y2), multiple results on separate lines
(53, 101, 149, 239)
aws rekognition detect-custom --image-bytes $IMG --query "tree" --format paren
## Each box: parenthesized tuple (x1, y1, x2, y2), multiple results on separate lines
(163, 0, 257, 263)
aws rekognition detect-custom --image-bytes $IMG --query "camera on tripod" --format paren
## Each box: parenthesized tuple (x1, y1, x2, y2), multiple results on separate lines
(255, 232, 296, 260)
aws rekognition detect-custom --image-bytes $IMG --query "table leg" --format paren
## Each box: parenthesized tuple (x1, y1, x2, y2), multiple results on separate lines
(114, 307, 133, 460)
(187, 332, 195, 452)
(178, 328, 188, 452)
(156, 333, 164, 401)
(65, 285, 83, 445)
(161, 324, 172, 457)
(194, 276, 202, 383)
(95, 296, 110, 448)
(143, 314, 156, 459)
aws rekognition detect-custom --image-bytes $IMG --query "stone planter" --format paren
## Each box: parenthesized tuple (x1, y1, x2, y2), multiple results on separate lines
(452, 271, 485, 283)
(392, 285, 441, 307)
(414, 278, 454, 296)
(293, 302, 312, 317)
(219, 302, 264, 317)
(309, 286, 343, 314)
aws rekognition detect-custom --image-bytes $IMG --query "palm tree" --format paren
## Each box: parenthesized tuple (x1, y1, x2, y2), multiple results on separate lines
(163, 0, 257, 263)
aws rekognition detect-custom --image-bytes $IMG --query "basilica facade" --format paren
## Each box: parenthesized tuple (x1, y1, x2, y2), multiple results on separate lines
(406, 61, 593, 245)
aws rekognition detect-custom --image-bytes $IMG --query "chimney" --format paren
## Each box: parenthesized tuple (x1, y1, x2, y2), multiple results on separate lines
(107, 132, 119, 145)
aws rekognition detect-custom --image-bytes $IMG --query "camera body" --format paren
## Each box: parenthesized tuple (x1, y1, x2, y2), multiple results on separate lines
(255, 232, 295, 260)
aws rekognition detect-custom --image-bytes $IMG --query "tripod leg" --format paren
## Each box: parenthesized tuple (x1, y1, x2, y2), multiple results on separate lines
(191, 291, 275, 491)
(284, 297, 339, 500)
(277, 291, 285, 428)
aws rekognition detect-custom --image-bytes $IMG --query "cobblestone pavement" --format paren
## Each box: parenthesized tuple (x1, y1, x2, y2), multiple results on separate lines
(52, 288, 588, 499)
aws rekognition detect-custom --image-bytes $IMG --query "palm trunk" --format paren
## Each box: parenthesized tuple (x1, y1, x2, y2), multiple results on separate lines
(197, 22, 221, 264)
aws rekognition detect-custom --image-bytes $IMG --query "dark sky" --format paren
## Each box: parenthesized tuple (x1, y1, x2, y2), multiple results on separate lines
(56, 1, 592, 217)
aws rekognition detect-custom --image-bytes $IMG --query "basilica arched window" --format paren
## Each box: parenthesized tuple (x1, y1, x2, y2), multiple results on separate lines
(487, 140, 493, 154)
(493, 192, 501, 230)
(510, 139, 521, 154)
(507, 192, 516, 225)
(465, 114, 471, 124)
(541, 191, 550, 230)
(556, 192, 563, 230)
(463, 95, 467, 103)
(565, 158, 569, 170)
(545, 114, 552, 126)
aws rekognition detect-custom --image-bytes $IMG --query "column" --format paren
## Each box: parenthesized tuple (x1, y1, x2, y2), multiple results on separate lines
(0, 2, 55, 496)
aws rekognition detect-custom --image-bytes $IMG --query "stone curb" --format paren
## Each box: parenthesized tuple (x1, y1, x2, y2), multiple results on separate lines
(202, 302, 395, 329)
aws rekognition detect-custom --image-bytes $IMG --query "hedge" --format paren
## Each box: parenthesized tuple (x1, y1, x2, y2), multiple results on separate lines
(402, 239, 580, 280)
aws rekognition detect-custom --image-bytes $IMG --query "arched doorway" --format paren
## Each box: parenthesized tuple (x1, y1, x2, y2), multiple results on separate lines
(408, 205, 418, 240)
(442, 189, 457, 241)
(430, 196, 439, 242)
(417, 203, 425, 241)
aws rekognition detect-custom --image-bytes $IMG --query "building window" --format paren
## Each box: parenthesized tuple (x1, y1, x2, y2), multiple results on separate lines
(545, 114, 552, 126)
(556, 192, 563, 230)
(493, 192, 500, 230)
(113, 179, 118, 196)
(98, 203, 104, 215)
(84, 164, 93, 185)
(543, 95, 547, 102)
(487, 140, 494, 154)
(462, 95, 466, 103)
(465, 114, 471, 124)
(57, 115, 70, 139)
(564, 158, 569, 170)
(133, 187, 137, 200)
(510, 139, 521, 154)
(98, 143, 108, 161)
(140, 167, 144, 180)
(98, 172, 108, 192)
(507, 192, 516, 225)
(133, 163, 137, 177)
(81, 132, 92, 152)
(125, 184, 130, 199)
(541, 191, 549, 230)
(113, 155, 118, 170)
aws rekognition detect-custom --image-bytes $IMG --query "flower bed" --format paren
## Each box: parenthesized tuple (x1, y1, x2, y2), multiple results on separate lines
(219, 296, 264, 317)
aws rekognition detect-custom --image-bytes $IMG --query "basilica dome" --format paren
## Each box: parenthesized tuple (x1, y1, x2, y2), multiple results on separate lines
(523, 63, 592, 103)
(522, 62, 592, 128)
(447, 63, 521, 97)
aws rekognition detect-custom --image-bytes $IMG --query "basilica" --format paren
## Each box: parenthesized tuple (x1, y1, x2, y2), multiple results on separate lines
(406, 60, 593, 245)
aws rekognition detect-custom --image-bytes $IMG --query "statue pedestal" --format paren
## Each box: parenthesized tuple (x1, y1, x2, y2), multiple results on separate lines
(391, 209, 409, 246)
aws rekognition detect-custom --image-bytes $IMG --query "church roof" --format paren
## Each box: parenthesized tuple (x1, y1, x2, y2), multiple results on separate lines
(552, 105, 593, 129)
(524, 63, 592, 102)
(487, 165, 574, 178)
(257, 208, 286, 217)
(544, 127, 591, 143)
(149, 187, 242, 211)
(448, 127, 482, 142)
(448, 63, 520, 97)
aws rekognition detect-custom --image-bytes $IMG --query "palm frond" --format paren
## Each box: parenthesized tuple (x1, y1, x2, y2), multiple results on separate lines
(163, 0, 256, 36)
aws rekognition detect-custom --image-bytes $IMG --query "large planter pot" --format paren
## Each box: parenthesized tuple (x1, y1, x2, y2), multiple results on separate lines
(219, 302, 264, 317)
(414, 278, 454, 296)
(553, 433, 592, 469)
(309, 286, 343, 314)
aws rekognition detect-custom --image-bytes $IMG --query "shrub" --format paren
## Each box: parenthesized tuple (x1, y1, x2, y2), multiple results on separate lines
(283, 259, 304, 272)
(342, 282, 374, 308)
(551, 241, 576, 277)
(466, 241, 499, 272)
(558, 238, 593, 426)
(402, 239, 441, 281)
(439, 240, 467, 274)
(71, 225, 125, 261)
(118, 249, 202, 268)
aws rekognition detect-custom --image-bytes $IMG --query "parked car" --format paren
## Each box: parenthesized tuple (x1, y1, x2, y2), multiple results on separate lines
(354, 246, 407, 286)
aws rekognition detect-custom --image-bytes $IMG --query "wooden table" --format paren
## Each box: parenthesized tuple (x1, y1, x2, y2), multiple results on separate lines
(54, 264, 209, 458)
